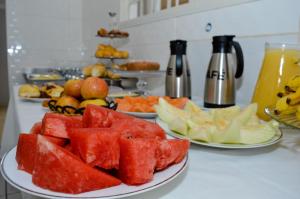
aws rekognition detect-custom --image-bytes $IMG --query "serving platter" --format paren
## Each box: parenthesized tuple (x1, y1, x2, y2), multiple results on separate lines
(118, 111, 157, 119)
(156, 119, 283, 149)
(1, 147, 187, 199)
(265, 107, 300, 129)
(19, 97, 50, 103)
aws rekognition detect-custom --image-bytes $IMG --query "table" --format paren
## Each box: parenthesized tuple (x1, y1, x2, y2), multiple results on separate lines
(1, 86, 300, 199)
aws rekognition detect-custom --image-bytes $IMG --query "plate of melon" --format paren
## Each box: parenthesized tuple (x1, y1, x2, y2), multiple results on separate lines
(155, 98, 283, 149)
(1, 105, 189, 198)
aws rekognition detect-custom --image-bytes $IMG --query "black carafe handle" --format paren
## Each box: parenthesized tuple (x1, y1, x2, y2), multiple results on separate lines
(176, 55, 183, 76)
(232, 41, 244, 78)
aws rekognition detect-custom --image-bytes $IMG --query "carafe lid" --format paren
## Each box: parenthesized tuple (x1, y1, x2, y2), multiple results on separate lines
(212, 35, 235, 53)
(170, 40, 187, 55)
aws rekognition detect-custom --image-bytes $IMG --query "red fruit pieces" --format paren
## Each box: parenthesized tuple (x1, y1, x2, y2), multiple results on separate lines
(32, 135, 121, 194)
(41, 113, 83, 139)
(83, 105, 132, 128)
(112, 118, 166, 140)
(16, 134, 67, 174)
(118, 137, 157, 185)
(16, 134, 37, 174)
(156, 139, 190, 171)
(30, 122, 42, 134)
(69, 128, 120, 169)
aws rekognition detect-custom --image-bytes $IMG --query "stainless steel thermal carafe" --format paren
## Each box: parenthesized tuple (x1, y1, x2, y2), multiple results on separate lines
(204, 35, 244, 108)
(165, 40, 191, 98)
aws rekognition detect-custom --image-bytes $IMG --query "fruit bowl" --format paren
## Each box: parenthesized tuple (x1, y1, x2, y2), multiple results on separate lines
(265, 107, 300, 128)
(46, 99, 117, 115)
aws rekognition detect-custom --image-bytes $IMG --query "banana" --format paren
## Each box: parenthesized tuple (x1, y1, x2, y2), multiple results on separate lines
(277, 88, 295, 98)
(279, 106, 298, 115)
(286, 87, 300, 105)
(286, 75, 300, 91)
(274, 96, 289, 115)
(296, 111, 300, 120)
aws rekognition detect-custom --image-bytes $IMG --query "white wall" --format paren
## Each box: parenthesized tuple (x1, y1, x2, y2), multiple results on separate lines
(6, 0, 83, 88)
(81, 0, 120, 62)
(120, 0, 300, 104)
(5, 0, 121, 90)
(5, 0, 300, 105)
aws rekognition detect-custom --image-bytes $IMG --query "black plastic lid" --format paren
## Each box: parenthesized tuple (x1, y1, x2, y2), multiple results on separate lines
(170, 40, 187, 55)
(212, 35, 235, 53)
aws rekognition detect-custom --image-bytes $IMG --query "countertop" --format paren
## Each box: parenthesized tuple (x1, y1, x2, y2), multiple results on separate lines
(1, 86, 300, 199)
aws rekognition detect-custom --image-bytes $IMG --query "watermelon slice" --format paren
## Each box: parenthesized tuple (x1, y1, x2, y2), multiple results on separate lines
(30, 122, 42, 134)
(155, 139, 189, 171)
(16, 134, 67, 174)
(83, 105, 132, 128)
(41, 113, 83, 139)
(69, 128, 120, 169)
(118, 137, 158, 185)
(32, 135, 121, 194)
(112, 118, 166, 140)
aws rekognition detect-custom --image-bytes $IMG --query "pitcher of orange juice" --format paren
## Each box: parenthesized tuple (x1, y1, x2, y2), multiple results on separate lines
(252, 43, 300, 121)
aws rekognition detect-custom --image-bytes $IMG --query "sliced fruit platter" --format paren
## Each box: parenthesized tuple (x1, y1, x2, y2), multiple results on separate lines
(155, 98, 282, 149)
(115, 96, 188, 118)
(1, 105, 189, 198)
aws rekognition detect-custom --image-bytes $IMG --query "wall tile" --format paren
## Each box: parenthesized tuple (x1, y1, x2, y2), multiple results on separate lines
(21, 0, 69, 19)
(123, 18, 176, 45)
(176, 0, 300, 41)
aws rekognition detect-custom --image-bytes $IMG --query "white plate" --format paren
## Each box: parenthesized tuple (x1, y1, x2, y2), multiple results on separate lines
(1, 147, 187, 199)
(19, 97, 50, 102)
(118, 111, 157, 119)
(156, 119, 283, 149)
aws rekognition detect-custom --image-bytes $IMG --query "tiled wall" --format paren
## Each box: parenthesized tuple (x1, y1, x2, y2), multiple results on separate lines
(121, 0, 300, 103)
(6, 0, 83, 88)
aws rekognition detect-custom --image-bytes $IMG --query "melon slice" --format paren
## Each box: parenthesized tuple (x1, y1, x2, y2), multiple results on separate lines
(16, 134, 67, 174)
(30, 122, 42, 134)
(118, 137, 157, 185)
(69, 128, 120, 169)
(32, 135, 121, 194)
(41, 113, 83, 139)
(156, 139, 189, 171)
(83, 104, 132, 128)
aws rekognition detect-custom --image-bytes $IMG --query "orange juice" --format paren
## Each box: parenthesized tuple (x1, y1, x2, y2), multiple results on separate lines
(252, 43, 300, 120)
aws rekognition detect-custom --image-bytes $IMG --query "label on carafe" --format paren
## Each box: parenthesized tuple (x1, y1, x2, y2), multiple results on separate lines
(206, 70, 225, 80)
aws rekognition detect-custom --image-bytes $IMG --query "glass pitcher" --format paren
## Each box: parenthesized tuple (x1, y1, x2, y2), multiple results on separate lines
(252, 43, 300, 121)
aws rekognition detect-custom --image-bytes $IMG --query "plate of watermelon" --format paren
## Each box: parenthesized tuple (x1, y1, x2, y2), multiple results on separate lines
(1, 105, 189, 199)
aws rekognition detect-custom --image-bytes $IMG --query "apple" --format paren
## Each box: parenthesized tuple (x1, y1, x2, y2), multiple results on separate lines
(64, 79, 83, 98)
(81, 77, 108, 99)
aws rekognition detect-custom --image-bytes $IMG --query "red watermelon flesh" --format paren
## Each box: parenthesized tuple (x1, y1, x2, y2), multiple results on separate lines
(83, 105, 133, 128)
(16, 134, 68, 174)
(118, 137, 158, 185)
(30, 122, 42, 134)
(112, 118, 166, 140)
(32, 135, 121, 194)
(69, 128, 120, 169)
(41, 113, 83, 139)
(155, 139, 189, 171)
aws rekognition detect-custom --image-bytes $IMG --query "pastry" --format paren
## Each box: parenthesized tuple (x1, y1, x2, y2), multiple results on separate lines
(95, 44, 129, 59)
(119, 61, 160, 71)
(41, 83, 64, 98)
(97, 28, 108, 37)
(91, 64, 106, 77)
(19, 84, 41, 98)
(82, 65, 93, 76)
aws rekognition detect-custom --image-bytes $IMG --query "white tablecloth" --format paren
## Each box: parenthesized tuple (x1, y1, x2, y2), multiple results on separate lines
(1, 86, 300, 199)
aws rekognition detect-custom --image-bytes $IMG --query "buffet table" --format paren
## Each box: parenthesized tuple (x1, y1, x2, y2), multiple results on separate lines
(1, 86, 300, 199)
